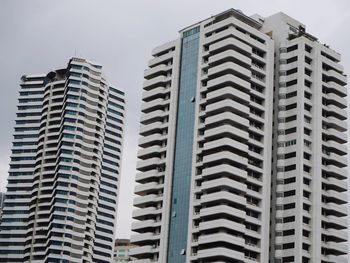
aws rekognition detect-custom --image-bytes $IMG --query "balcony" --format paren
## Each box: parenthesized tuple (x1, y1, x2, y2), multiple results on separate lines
(206, 85, 250, 104)
(138, 145, 163, 160)
(131, 232, 159, 245)
(324, 164, 347, 180)
(136, 157, 161, 172)
(142, 86, 169, 102)
(197, 247, 245, 261)
(202, 164, 246, 181)
(201, 177, 247, 194)
(133, 194, 162, 208)
(209, 46, 251, 68)
(206, 98, 249, 118)
(326, 93, 347, 109)
(205, 111, 249, 128)
(144, 64, 171, 80)
(148, 52, 173, 67)
(201, 191, 246, 206)
(129, 245, 159, 257)
(200, 204, 245, 220)
(208, 59, 251, 81)
(199, 218, 245, 234)
(325, 105, 347, 121)
(138, 133, 165, 148)
(140, 110, 166, 125)
(323, 116, 347, 132)
(132, 206, 160, 220)
(327, 69, 347, 86)
(325, 128, 347, 144)
(206, 73, 250, 92)
(324, 241, 348, 255)
(143, 75, 171, 91)
(204, 124, 249, 142)
(203, 151, 248, 167)
(326, 81, 347, 97)
(141, 98, 168, 113)
(135, 169, 162, 183)
(134, 181, 163, 196)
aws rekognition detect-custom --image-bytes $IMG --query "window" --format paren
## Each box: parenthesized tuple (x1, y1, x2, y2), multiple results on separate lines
(287, 44, 298, 52)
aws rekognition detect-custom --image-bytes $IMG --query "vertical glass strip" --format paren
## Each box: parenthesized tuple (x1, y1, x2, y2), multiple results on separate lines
(167, 26, 200, 263)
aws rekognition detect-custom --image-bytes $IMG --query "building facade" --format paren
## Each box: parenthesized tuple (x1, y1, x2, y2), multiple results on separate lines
(0, 192, 5, 220)
(0, 58, 125, 263)
(130, 9, 347, 263)
(114, 239, 135, 262)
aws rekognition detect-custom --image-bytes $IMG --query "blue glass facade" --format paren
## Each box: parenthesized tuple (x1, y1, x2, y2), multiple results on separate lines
(167, 26, 200, 263)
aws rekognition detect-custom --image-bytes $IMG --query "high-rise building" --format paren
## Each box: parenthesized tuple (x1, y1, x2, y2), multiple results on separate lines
(0, 58, 125, 263)
(130, 9, 348, 263)
(0, 192, 5, 215)
(113, 239, 136, 262)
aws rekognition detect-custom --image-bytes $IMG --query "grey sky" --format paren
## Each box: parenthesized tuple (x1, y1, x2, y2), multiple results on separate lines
(1, 0, 349, 240)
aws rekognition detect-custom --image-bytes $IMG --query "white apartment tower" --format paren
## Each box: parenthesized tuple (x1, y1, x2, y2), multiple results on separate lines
(0, 58, 125, 263)
(130, 9, 347, 263)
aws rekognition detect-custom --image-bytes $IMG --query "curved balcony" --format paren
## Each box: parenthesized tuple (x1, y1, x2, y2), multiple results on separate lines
(140, 110, 166, 125)
(129, 245, 159, 257)
(326, 93, 347, 109)
(325, 128, 347, 144)
(324, 105, 347, 121)
(324, 241, 348, 255)
(138, 145, 163, 160)
(201, 191, 245, 207)
(197, 247, 245, 261)
(323, 215, 347, 230)
(144, 64, 171, 80)
(142, 86, 169, 102)
(326, 81, 347, 97)
(205, 124, 249, 142)
(200, 204, 246, 220)
(208, 61, 251, 81)
(201, 177, 246, 194)
(203, 151, 248, 167)
(135, 169, 162, 183)
(199, 218, 245, 234)
(139, 121, 165, 137)
(326, 69, 347, 86)
(132, 206, 161, 220)
(141, 98, 168, 114)
(138, 133, 166, 148)
(134, 181, 163, 196)
(324, 165, 347, 180)
(148, 51, 173, 68)
(209, 47, 251, 69)
(324, 177, 347, 192)
(131, 219, 161, 232)
(198, 232, 245, 247)
(202, 164, 246, 181)
(206, 98, 249, 118)
(324, 202, 347, 217)
(205, 111, 249, 129)
(136, 157, 161, 172)
(204, 137, 248, 155)
(133, 194, 162, 208)
(206, 86, 250, 104)
(206, 73, 250, 92)
(131, 232, 160, 245)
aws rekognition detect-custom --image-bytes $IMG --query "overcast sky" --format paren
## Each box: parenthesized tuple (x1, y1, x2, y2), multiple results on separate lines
(1, 0, 350, 239)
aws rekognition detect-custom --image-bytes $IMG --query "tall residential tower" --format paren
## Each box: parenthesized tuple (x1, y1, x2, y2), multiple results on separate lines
(130, 9, 347, 263)
(0, 58, 125, 263)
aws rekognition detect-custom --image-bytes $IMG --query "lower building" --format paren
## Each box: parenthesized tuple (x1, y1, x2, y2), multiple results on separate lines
(114, 239, 135, 262)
